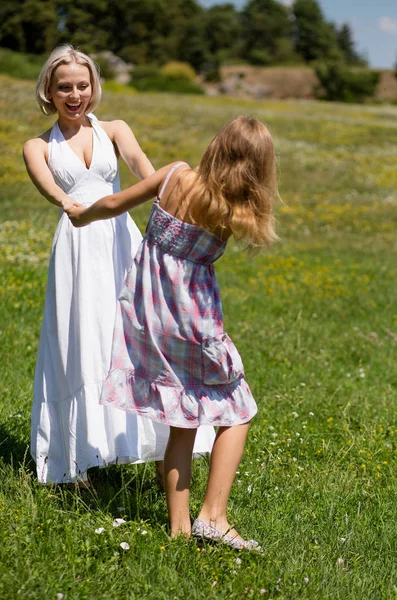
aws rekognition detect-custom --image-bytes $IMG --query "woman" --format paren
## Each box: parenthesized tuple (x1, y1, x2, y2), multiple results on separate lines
(23, 45, 215, 484)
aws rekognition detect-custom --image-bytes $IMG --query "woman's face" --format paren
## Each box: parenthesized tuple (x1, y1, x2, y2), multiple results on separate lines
(49, 62, 92, 121)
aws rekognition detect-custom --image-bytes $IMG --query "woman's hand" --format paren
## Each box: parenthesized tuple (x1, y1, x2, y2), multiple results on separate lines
(65, 163, 180, 226)
(65, 204, 90, 227)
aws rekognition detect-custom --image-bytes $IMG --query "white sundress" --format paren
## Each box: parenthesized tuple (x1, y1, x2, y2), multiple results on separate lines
(31, 114, 215, 483)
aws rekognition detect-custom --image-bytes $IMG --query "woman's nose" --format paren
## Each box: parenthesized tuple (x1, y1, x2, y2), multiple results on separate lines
(70, 86, 79, 99)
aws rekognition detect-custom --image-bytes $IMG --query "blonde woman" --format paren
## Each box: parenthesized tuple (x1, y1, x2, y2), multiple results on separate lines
(24, 45, 215, 485)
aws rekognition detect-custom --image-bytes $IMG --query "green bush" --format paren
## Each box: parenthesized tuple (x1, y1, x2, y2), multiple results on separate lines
(130, 64, 203, 94)
(93, 56, 116, 80)
(0, 47, 43, 80)
(130, 64, 162, 80)
(315, 61, 380, 103)
(247, 49, 272, 66)
(161, 61, 197, 81)
(204, 68, 221, 83)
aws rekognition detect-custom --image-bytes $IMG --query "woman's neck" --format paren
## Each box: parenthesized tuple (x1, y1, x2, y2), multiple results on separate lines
(57, 114, 91, 136)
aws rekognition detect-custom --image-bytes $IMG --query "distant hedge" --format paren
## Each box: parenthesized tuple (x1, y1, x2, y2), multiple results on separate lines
(0, 48, 43, 80)
(130, 64, 204, 95)
(315, 61, 380, 103)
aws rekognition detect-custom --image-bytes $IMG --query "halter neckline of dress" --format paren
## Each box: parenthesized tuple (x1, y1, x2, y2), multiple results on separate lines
(54, 116, 96, 172)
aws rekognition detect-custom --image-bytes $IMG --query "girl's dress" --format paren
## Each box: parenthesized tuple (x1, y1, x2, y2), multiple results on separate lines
(100, 163, 258, 427)
(31, 121, 215, 483)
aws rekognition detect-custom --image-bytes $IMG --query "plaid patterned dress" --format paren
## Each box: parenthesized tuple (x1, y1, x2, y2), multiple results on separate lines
(100, 164, 258, 427)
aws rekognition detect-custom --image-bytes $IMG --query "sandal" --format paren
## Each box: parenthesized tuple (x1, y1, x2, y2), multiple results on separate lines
(191, 519, 263, 552)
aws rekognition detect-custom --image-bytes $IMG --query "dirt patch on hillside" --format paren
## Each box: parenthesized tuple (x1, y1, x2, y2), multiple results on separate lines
(218, 66, 318, 99)
(375, 70, 397, 102)
(206, 66, 397, 103)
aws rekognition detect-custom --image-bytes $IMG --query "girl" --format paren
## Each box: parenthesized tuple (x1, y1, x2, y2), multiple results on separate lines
(66, 116, 277, 548)
(23, 44, 215, 485)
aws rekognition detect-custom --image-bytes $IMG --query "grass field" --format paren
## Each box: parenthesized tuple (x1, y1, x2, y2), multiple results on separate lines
(1, 75, 397, 599)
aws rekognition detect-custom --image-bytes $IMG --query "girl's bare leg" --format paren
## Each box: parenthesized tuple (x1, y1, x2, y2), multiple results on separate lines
(164, 426, 197, 537)
(197, 422, 250, 539)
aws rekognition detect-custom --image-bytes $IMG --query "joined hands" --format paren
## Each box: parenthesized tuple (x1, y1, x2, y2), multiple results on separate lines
(61, 198, 89, 227)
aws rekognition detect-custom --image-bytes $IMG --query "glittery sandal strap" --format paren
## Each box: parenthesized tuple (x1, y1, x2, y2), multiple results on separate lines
(191, 519, 263, 552)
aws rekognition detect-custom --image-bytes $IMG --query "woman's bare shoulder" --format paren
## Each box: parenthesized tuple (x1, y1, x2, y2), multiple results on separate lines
(97, 119, 129, 138)
(23, 128, 53, 160)
(24, 128, 53, 147)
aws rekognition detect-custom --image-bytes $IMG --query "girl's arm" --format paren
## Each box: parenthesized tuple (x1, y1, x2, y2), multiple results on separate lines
(66, 163, 178, 227)
(23, 138, 74, 209)
(101, 120, 155, 179)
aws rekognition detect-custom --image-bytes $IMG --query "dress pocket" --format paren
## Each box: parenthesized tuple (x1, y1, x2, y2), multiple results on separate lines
(201, 333, 244, 385)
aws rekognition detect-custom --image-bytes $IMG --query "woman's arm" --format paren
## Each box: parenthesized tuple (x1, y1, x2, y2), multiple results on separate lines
(102, 120, 155, 179)
(66, 163, 178, 227)
(23, 138, 74, 209)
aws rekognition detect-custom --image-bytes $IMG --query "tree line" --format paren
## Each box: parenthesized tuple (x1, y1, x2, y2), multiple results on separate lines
(0, 0, 365, 71)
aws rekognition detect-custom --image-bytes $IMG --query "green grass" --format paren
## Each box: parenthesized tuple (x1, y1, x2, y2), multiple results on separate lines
(1, 76, 397, 599)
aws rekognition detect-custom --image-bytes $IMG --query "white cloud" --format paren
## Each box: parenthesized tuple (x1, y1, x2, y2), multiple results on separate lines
(378, 16, 397, 36)
(282, 0, 294, 6)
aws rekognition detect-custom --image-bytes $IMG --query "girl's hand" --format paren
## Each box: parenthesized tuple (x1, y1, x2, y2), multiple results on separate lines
(63, 163, 183, 226)
(66, 204, 90, 227)
(61, 196, 76, 211)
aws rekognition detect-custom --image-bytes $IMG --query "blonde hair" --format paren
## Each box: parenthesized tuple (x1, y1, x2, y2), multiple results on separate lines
(182, 116, 278, 254)
(35, 44, 102, 115)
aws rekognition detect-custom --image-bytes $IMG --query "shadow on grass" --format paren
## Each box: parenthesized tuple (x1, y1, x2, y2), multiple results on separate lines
(40, 461, 169, 529)
(84, 462, 168, 524)
(0, 422, 167, 525)
(0, 423, 33, 471)
(0, 422, 208, 534)
(75, 454, 210, 526)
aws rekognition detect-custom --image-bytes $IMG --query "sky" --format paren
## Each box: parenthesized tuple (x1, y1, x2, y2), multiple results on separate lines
(200, 0, 397, 69)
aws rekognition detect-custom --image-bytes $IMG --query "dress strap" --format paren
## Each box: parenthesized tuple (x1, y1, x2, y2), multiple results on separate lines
(48, 121, 62, 165)
(158, 162, 188, 200)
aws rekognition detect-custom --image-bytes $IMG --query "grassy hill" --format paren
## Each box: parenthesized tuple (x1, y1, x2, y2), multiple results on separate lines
(1, 77, 397, 599)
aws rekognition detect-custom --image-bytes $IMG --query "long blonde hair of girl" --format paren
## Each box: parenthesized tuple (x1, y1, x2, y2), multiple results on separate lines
(181, 116, 278, 254)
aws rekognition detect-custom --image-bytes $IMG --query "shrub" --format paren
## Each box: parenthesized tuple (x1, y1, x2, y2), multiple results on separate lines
(160, 61, 197, 81)
(93, 56, 115, 81)
(129, 64, 203, 94)
(315, 61, 380, 103)
(130, 64, 162, 80)
(0, 48, 43, 80)
(204, 68, 221, 83)
(247, 49, 272, 66)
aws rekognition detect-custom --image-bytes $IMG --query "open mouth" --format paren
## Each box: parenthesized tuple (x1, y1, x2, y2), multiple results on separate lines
(65, 102, 82, 113)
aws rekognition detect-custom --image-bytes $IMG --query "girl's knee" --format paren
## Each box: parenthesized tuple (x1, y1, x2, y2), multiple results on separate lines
(169, 426, 197, 440)
(218, 421, 251, 434)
